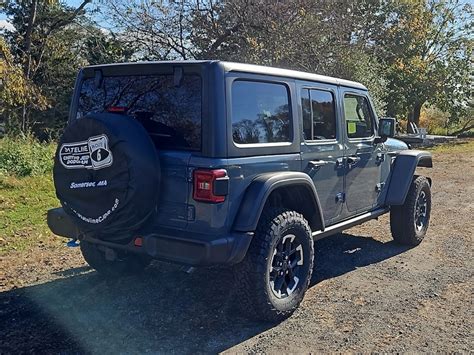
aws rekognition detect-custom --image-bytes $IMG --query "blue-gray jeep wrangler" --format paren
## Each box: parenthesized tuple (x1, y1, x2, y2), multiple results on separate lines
(48, 61, 432, 321)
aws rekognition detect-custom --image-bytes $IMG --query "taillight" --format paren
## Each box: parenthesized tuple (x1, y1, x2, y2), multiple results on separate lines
(107, 106, 127, 113)
(193, 169, 228, 203)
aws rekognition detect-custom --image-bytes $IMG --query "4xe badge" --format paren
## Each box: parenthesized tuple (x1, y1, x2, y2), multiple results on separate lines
(59, 134, 113, 170)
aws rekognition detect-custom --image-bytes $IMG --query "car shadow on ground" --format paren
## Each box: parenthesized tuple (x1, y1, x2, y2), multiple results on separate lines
(0, 233, 410, 354)
(312, 233, 410, 285)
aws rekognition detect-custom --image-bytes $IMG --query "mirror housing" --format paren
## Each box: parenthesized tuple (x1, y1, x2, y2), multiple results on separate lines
(375, 117, 396, 144)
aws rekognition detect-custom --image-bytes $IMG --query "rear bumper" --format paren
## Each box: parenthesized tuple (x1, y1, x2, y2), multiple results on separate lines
(47, 207, 253, 266)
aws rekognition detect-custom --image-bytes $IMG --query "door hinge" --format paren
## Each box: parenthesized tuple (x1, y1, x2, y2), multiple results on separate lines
(375, 182, 385, 192)
(376, 153, 385, 164)
(336, 192, 345, 203)
(336, 157, 345, 169)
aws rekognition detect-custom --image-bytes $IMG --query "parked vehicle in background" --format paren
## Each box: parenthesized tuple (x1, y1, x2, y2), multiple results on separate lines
(48, 61, 433, 321)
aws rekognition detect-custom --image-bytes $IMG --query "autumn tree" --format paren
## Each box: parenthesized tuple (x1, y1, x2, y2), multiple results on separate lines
(104, 0, 388, 111)
(0, 37, 47, 134)
(373, 0, 472, 132)
(2, 0, 91, 135)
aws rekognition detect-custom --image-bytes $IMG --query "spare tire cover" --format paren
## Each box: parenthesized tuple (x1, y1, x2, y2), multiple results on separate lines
(53, 113, 160, 240)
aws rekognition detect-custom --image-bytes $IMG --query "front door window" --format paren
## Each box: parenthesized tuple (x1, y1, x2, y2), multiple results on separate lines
(343, 95, 374, 139)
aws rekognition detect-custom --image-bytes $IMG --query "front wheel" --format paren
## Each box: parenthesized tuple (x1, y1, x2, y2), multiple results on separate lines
(233, 208, 314, 322)
(390, 176, 432, 246)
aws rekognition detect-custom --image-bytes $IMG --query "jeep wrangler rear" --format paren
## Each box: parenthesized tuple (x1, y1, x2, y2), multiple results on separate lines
(48, 61, 432, 321)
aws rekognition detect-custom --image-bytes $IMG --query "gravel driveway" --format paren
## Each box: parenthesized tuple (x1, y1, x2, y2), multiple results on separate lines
(1, 145, 472, 354)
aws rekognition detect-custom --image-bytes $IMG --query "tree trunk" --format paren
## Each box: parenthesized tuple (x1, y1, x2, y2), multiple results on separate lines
(451, 119, 474, 136)
(22, 0, 39, 133)
(407, 101, 423, 133)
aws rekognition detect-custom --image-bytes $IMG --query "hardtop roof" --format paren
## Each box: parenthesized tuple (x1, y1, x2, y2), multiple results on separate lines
(83, 60, 367, 90)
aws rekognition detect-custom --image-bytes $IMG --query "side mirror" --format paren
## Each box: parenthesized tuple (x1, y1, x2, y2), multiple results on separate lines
(375, 117, 396, 143)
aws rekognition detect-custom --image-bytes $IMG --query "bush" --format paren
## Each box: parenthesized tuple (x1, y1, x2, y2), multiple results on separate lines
(0, 137, 56, 177)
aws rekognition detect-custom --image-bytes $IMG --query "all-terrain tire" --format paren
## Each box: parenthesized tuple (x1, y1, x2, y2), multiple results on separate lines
(233, 208, 314, 322)
(80, 240, 151, 277)
(390, 176, 431, 246)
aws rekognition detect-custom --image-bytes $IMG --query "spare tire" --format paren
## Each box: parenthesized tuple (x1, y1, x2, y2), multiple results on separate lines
(53, 113, 160, 241)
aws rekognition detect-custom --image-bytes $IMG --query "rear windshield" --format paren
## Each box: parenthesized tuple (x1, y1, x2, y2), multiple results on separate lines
(77, 74, 202, 150)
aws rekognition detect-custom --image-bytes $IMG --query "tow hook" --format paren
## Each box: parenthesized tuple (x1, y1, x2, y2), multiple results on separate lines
(66, 238, 80, 247)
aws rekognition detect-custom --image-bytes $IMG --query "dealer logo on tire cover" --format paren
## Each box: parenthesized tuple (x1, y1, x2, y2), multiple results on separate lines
(59, 134, 113, 170)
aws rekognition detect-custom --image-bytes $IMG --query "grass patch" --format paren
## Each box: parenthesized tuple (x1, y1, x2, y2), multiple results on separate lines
(426, 139, 474, 154)
(0, 173, 62, 255)
(0, 137, 56, 177)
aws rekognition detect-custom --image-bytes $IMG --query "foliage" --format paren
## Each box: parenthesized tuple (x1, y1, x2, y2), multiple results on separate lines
(373, 0, 473, 130)
(1, 0, 132, 138)
(106, 0, 388, 110)
(0, 37, 48, 133)
(0, 137, 55, 177)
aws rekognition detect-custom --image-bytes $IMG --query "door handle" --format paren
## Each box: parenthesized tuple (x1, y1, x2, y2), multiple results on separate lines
(307, 160, 329, 173)
(347, 155, 360, 167)
(308, 160, 329, 168)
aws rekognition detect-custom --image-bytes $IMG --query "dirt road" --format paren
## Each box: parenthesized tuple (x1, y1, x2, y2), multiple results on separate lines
(1, 145, 473, 354)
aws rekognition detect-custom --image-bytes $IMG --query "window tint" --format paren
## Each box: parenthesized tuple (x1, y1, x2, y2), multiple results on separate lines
(78, 74, 202, 150)
(344, 94, 374, 139)
(302, 89, 336, 140)
(231, 81, 291, 144)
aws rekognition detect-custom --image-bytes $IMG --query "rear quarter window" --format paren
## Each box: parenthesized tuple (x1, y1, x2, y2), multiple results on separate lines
(78, 74, 202, 150)
(231, 80, 291, 145)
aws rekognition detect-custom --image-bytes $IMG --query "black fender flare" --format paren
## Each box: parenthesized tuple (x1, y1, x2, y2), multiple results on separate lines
(233, 172, 325, 232)
(385, 150, 432, 206)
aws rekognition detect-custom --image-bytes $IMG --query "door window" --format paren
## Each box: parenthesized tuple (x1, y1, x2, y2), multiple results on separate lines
(301, 89, 336, 140)
(231, 80, 291, 144)
(343, 94, 374, 139)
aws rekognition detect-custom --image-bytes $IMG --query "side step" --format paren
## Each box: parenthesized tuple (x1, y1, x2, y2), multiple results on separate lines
(312, 208, 389, 240)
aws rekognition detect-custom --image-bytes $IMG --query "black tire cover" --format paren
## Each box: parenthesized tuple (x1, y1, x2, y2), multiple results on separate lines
(53, 113, 160, 240)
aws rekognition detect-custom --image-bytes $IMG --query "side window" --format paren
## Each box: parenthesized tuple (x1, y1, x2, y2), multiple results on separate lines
(343, 94, 374, 139)
(301, 89, 336, 140)
(231, 80, 291, 144)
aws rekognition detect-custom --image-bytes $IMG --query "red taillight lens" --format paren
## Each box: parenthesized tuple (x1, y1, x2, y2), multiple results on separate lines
(193, 169, 227, 203)
(107, 106, 127, 113)
(134, 237, 143, 247)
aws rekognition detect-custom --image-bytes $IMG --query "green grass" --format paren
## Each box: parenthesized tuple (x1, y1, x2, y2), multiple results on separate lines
(426, 138, 474, 154)
(0, 173, 62, 254)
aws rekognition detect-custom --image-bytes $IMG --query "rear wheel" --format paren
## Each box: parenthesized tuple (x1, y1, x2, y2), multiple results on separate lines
(390, 176, 431, 246)
(234, 208, 314, 322)
(80, 240, 151, 277)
